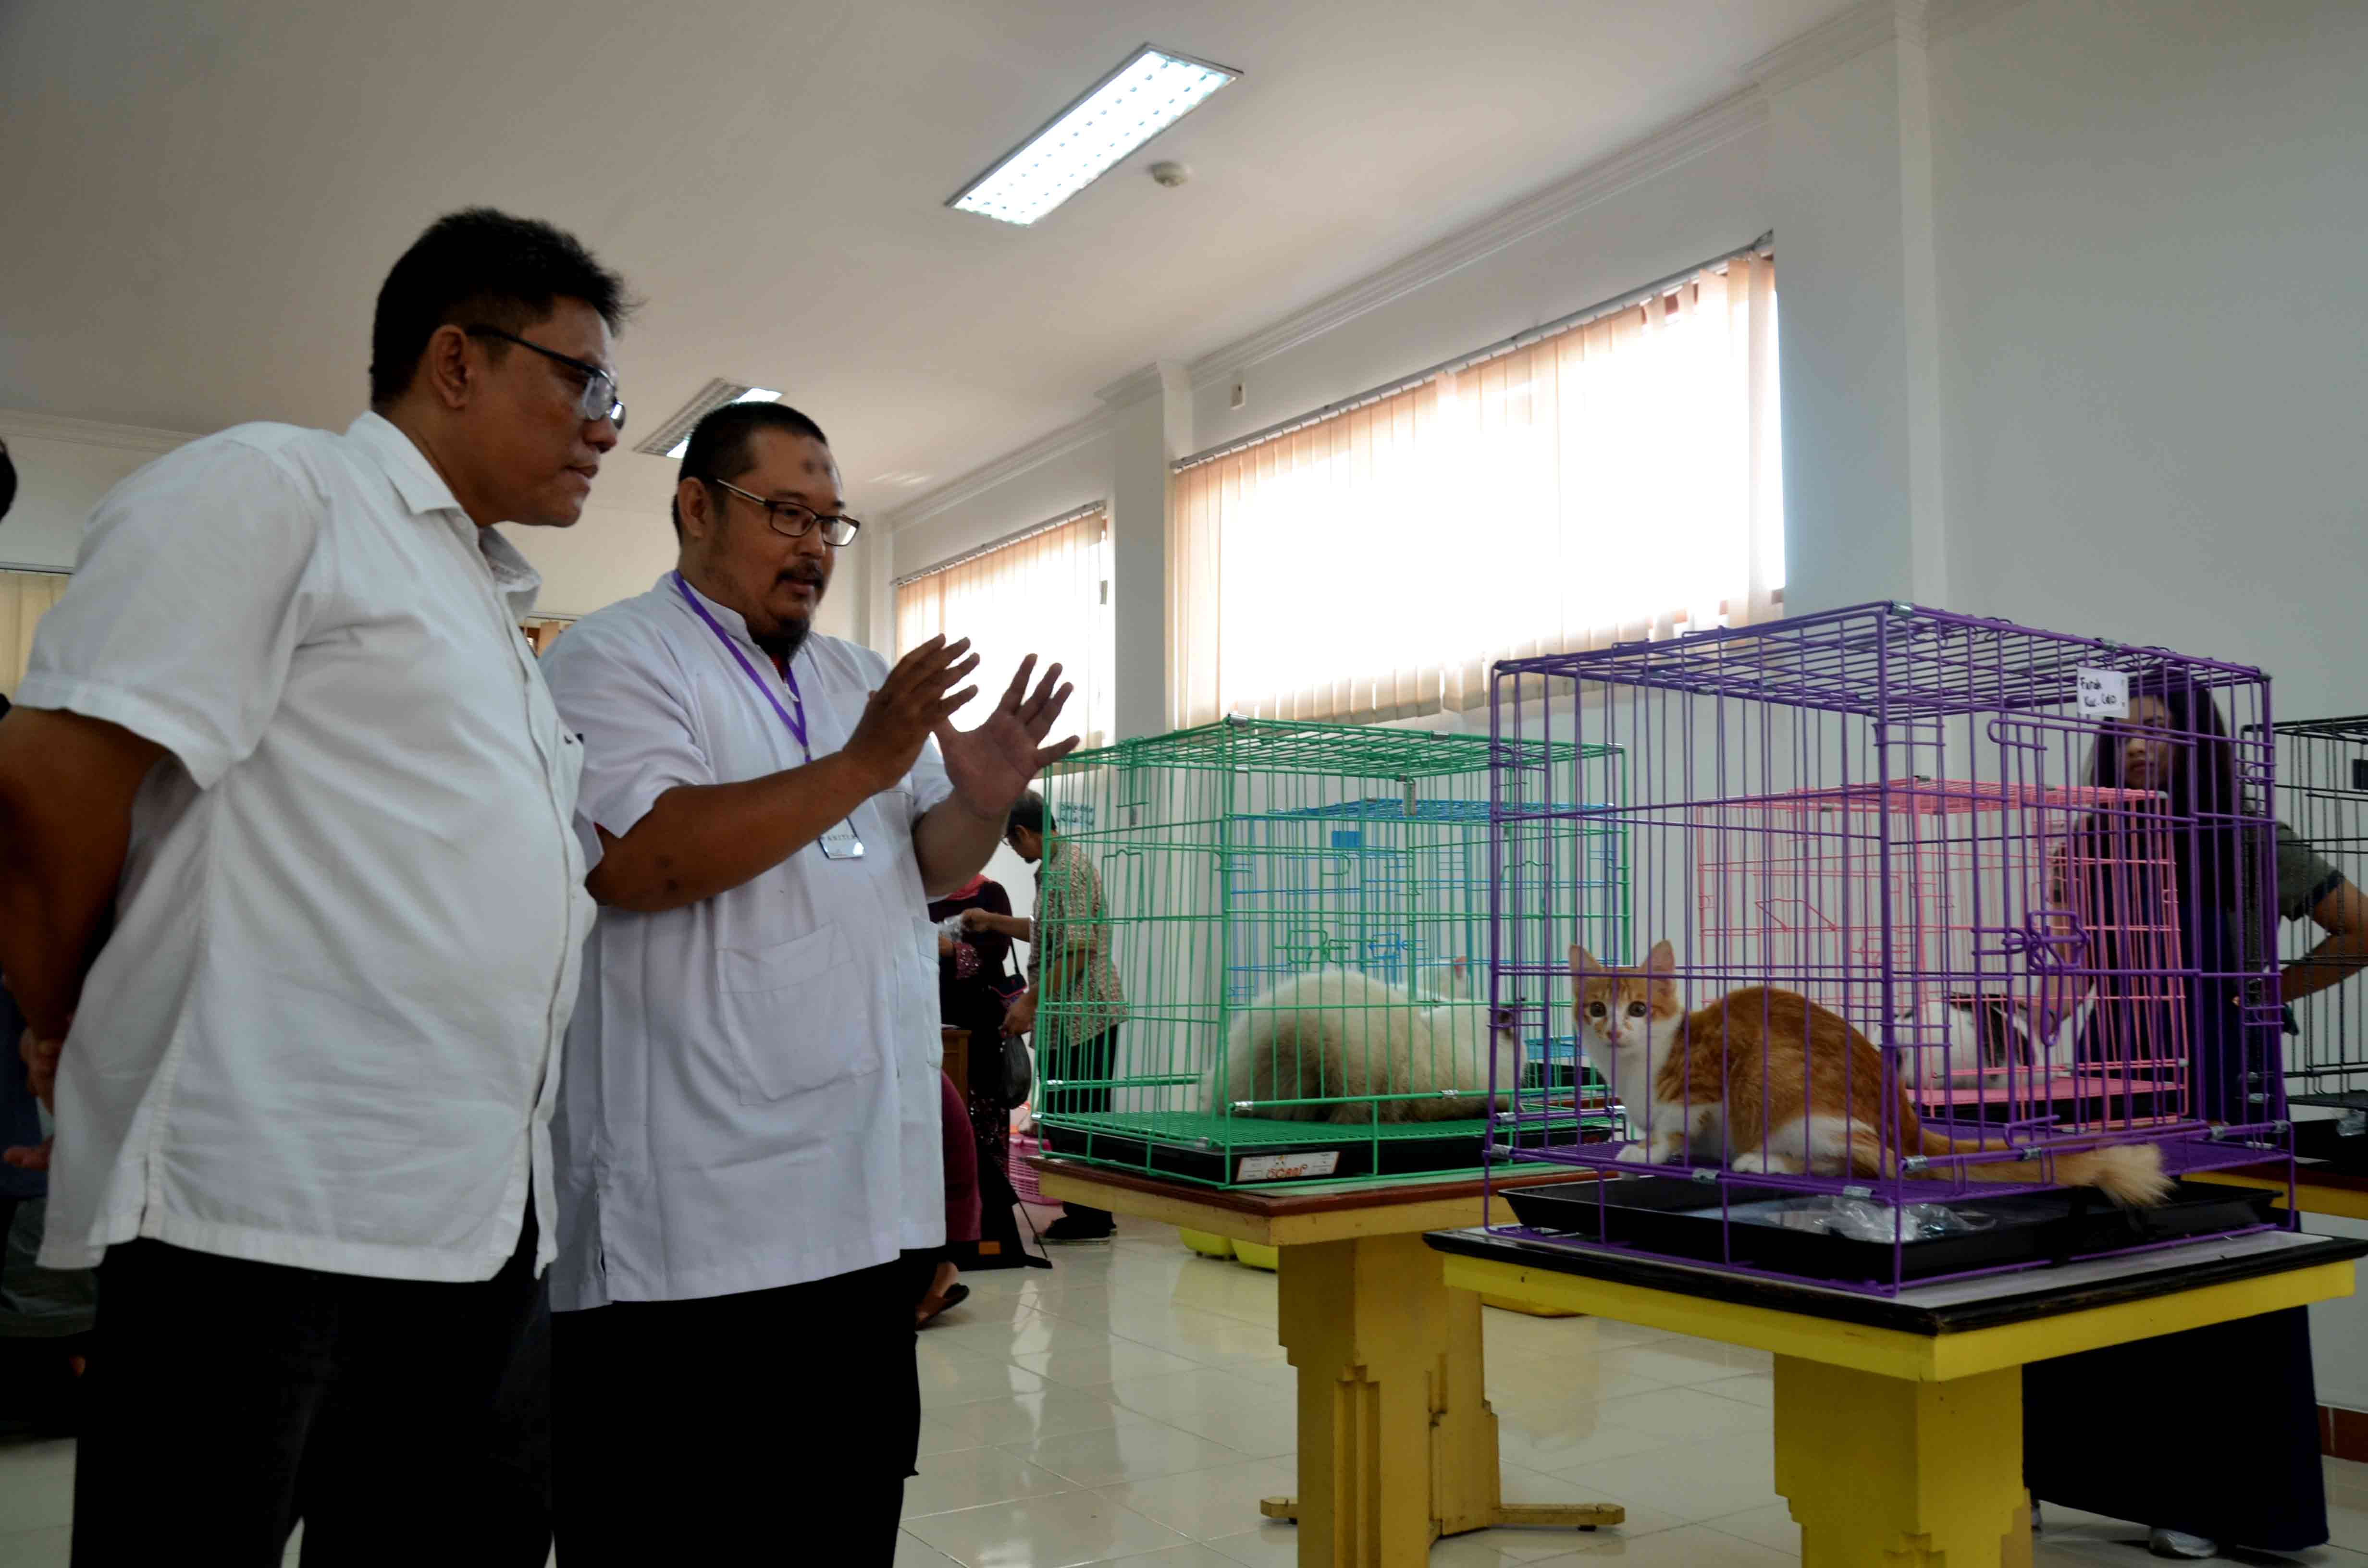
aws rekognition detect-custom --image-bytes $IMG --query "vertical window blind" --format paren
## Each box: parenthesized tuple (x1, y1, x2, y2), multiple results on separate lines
(0, 569, 68, 698)
(1168, 250, 1781, 729)
(895, 505, 1114, 751)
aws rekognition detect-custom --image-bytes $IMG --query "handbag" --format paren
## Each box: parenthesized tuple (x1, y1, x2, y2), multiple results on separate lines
(987, 972, 1032, 1106)
(1000, 1031, 1035, 1108)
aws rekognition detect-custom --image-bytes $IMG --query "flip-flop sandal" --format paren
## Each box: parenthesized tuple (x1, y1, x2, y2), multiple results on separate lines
(916, 1282, 971, 1327)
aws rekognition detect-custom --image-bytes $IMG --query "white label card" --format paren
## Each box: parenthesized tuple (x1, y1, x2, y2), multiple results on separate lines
(1235, 1151, 1341, 1182)
(2076, 667, 2129, 720)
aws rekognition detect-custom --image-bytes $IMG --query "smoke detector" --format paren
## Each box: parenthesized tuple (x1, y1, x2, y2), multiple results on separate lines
(1148, 160, 1190, 188)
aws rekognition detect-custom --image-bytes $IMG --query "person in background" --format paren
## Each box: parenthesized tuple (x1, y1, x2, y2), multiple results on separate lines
(918, 1073, 980, 1326)
(2027, 673, 2366, 1559)
(972, 790, 1129, 1241)
(931, 870, 1038, 1269)
(538, 399, 1075, 1564)
(0, 207, 627, 1563)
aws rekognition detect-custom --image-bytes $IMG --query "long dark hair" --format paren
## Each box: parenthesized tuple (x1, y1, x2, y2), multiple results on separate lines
(2076, 666, 2266, 1119)
(2084, 667, 2242, 913)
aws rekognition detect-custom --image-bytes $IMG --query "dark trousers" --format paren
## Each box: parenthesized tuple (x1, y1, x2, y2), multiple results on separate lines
(551, 1256, 920, 1566)
(2026, 1307, 2327, 1549)
(73, 1213, 549, 1567)
(1050, 1025, 1120, 1228)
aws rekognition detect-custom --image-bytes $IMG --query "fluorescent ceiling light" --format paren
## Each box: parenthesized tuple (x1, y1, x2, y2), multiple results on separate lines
(662, 388, 781, 459)
(949, 45, 1238, 227)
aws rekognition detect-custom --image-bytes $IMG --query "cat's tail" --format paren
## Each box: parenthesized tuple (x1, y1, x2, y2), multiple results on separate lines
(1911, 1127, 2173, 1207)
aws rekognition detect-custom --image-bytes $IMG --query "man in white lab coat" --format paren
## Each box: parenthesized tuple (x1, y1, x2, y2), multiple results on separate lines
(540, 399, 1073, 1561)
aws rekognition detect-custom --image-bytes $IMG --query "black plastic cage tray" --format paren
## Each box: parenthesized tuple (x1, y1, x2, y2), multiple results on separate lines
(1498, 1172, 2280, 1287)
(1041, 1113, 1616, 1188)
(2291, 1116, 2368, 1171)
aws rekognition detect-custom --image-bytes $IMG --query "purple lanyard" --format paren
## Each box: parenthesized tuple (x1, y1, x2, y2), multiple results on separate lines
(673, 572, 809, 761)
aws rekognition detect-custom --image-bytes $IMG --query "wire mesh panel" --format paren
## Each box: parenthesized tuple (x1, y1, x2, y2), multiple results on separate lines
(1034, 718, 1625, 1188)
(1485, 602, 2293, 1295)
(2267, 715, 2368, 1162)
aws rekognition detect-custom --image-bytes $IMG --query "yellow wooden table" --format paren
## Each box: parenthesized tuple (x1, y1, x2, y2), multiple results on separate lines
(1425, 1224, 2366, 1568)
(1033, 1159, 1623, 1566)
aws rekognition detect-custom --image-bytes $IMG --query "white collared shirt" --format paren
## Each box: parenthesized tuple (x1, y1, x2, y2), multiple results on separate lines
(540, 575, 951, 1309)
(19, 413, 594, 1281)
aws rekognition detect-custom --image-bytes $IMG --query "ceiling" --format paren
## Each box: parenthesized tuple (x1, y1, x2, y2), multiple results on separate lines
(0, 0, 1843, 518)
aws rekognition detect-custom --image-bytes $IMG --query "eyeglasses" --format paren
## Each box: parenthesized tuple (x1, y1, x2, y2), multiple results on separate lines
(705, 477, 863, 546)
(464, 325, 626, 431)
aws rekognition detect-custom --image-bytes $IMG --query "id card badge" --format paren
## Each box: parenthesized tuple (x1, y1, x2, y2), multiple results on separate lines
(818, 820, 866, 861)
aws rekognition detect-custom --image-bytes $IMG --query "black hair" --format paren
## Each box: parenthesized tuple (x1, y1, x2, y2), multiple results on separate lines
(0, 438, 14, 524)
(2084, 667, 2242, 908)
(1007, 790, 1055, 840)
(369, 208, 632, 408)
(672, 401, 832, 539)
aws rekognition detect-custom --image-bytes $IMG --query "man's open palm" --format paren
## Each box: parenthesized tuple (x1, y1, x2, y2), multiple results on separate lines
(938, 655, 1076, 817)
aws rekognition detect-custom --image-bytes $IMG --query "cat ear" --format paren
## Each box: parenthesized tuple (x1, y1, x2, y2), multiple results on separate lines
(1645, 940, 1675, 976)
(1569, 944, 1602, 976)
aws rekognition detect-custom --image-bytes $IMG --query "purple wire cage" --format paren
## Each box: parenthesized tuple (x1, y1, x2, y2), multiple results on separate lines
(1482, 602, 2296, 1295)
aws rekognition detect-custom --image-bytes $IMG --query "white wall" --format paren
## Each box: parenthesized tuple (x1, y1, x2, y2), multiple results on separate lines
(0, 421, 172, 573)
(1928, 0, 2368, 724)
(1188, 129, 1772, 458)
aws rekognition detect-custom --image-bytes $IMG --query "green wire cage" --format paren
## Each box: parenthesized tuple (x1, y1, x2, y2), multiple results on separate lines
(1029, 717, 1628, 1188)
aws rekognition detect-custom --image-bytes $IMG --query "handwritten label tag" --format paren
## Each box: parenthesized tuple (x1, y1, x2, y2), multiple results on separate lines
(1235, 1151, 1341, 1183)
(2076, 667, 2129, 720)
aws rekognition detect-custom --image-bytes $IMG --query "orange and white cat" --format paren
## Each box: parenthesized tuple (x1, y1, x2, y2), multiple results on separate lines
(1572, 941, 2169, 1204)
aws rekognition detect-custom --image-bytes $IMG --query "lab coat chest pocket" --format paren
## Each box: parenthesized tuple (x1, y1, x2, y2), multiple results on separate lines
(718, 924, 881, 1104)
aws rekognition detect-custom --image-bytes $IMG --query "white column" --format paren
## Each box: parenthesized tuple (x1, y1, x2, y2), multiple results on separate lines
(1102, 361, 1190, 741)
(1754, 0, 1950, 611)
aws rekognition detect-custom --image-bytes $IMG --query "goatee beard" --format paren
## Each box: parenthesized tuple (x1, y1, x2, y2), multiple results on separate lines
(756, 618, 809, 663)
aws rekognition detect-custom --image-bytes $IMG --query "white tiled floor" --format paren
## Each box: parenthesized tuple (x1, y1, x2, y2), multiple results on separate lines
(5, 1217, 2368, 1566)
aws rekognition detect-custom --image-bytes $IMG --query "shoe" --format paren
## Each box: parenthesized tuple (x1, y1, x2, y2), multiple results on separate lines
(916, 1282, 970, 1327)
(2147, 1528, 2219, 1559)
(1042, 1215, 1115, 1243)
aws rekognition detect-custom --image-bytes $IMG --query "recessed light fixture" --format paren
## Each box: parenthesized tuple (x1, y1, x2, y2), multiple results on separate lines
(948, 45, 1239, 227)
(634, 380, 785, 461)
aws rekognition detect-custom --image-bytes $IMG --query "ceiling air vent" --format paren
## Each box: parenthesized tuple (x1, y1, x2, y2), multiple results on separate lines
(634, 379, 783, 460)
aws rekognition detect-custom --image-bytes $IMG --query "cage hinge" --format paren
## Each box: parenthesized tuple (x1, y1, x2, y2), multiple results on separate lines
(1690, 1167, 1718, 1184)
(1899, 1156, 1929, 1175)
(1841, 1185, 1873, 1199)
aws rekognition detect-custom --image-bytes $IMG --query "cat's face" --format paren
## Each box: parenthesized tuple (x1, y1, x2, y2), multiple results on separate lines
(1569, 940, 1680, 1056)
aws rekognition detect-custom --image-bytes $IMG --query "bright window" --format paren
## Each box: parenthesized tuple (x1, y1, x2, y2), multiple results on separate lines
(896, 506, 1115, 750)
(1169, 253, 1782, 727)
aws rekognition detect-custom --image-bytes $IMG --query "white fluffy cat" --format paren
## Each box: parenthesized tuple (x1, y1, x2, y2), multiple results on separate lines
(1209, 962, 1522, 1124)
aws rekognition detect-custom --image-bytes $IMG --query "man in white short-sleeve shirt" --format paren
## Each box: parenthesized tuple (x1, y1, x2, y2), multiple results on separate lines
(0, 208, 630, 1564)
(539, 400, 1074, 1561)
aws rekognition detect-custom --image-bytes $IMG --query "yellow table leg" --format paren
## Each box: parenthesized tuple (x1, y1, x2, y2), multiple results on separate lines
(1773, 1356, 2032, 1568)
(1272, 1232, 1620, 1566)
(1277, 1233, 1447, 1567)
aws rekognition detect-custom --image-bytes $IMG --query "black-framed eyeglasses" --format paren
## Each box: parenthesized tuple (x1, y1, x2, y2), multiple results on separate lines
(705, 477, 863, 546)
(464, 325, 626, 431)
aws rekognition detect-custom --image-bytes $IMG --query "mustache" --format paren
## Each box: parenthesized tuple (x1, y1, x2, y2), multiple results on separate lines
(777, 566, 826, 588)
